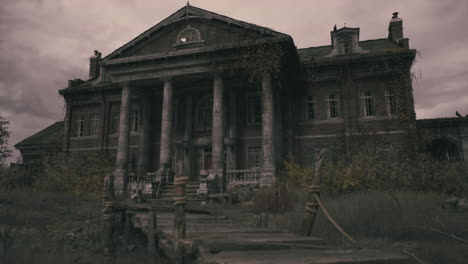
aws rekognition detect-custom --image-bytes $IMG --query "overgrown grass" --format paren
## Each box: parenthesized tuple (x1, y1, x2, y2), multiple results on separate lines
(0, 189, 170, 264)
(242, 189, 468, 264)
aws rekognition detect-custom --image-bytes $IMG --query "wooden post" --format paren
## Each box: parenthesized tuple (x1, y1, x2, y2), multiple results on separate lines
(302, 149, 328, 236)
(302, 185, 320, 236)
(148, 202, 157, 257)
(173, 176, 188, 264)
(102, 175, 116, 264)
(123, 212, 132, 244)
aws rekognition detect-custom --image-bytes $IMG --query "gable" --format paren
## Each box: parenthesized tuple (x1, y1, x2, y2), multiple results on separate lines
(124, 19, 270, 57)
(104, 4, 289, 61)
(15, 122, 63, 149)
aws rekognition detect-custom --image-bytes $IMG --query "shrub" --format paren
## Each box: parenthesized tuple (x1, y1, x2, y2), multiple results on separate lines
(0, 166, 33, 190)
(34, 152, 112, 198)
(319, 153, 468, 197)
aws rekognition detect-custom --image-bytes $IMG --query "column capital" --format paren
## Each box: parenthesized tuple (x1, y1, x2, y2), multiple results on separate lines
(212, 71, 225, 79)
(118, 81, 132, 88)
(160, 76, 173, 82)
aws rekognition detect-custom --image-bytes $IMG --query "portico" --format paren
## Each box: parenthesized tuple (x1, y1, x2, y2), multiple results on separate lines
(112, 69, 278, 196)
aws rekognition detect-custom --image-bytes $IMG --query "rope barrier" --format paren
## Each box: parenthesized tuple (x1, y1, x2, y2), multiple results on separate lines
(314, 194, 360, 249)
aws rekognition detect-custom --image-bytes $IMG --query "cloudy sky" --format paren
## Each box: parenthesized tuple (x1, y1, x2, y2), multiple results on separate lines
(1, 0, 467, 162)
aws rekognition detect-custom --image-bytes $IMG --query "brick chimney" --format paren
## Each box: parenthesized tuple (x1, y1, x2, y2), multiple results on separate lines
(388, 12, 409, 49)
(89, 50, 102, 79)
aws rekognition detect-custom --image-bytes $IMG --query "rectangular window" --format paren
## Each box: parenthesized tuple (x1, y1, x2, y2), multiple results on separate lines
(304, 96, 316, 120)
(247, 145, 262, 169)
(110, 112, 119, 134)
(74, 119, 84, 137)
(131, 110, 140, 132)
(360, 91, 375, 117)
(88, 114, 99, 136)
(385, 88, 397, 116)
(246, 94, 261, 126)
(326, 94, 339, 119)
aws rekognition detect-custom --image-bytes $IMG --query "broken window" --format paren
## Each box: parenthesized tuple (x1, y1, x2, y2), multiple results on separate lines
(304, 96, 316, 120)
(360, 91, 375, 117)
(246, 94, 261, 126)
(326, 94, 339, 119)
(247, 145, 262, 169)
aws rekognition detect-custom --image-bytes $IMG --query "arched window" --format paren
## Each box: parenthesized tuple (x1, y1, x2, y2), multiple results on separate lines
(196, 96, 212, 131)
(177, 27, 201, 45)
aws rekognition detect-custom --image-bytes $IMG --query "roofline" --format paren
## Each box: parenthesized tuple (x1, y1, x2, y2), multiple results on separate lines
(14, 121, 64, 148)
(103, 4, 290, 62)
(298, 38, 399, 51)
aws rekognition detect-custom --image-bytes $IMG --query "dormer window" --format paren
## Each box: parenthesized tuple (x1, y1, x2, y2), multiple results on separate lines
(174, 27, 204, 49)
(327, 27, 368, 57)
(341, 36, 353, 54)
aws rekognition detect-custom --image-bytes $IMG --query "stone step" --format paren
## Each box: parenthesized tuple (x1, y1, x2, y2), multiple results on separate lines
(198, 239, 330, 252)
(199, 249, 414, 264)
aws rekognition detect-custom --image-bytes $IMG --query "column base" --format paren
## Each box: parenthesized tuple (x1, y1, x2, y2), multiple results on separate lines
(113, 169, 127, 198)
(197, 170, 209, 198)
(207, 169, 225, 193)
(260, 168, 275, 188)
(157, 168, 174, 184)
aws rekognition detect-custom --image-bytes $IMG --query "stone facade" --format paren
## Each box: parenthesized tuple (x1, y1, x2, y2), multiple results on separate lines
(15, 6, 467, 191)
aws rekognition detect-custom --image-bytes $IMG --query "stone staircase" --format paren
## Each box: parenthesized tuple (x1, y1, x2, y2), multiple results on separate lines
(132, 211, 415, 264)
(156, 182, 203, 205)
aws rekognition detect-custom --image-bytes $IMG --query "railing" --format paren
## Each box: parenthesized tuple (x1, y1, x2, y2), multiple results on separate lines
(226, 169, 261, 188)
(128, 172, 157, 196)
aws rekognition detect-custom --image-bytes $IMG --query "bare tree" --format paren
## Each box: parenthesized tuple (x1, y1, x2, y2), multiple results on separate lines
(0, 114, 12, 165)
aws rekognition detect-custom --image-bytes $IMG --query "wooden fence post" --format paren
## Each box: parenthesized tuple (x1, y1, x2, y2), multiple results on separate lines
(173, 176, 188, 264)
(102, 175, 116, 264)
(302, 185, 320, 236)
(148, 201, 157, 257)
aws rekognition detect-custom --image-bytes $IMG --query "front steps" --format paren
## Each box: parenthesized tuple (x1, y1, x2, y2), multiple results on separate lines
(156, 182, 203, 205)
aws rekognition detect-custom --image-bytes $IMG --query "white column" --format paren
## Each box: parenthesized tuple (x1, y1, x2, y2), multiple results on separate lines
(228, 89, 237, 169)
(210, 74, 225, 192)
(212, 74, 224, 170)
(261, 72, 275, 186)
(114, 83, 131, 197)
(159, 78, 174, 169)
(183, 95, 193, 179)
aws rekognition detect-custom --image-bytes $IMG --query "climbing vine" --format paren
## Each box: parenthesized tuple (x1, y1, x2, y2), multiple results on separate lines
(229, 42, 285, 83)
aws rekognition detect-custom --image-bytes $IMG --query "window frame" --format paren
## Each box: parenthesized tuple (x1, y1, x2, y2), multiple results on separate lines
(246, 93, 262, 126)
(88, 113, 100, 136)
(74, 118, 84, 137)
(195, 95, 213, 132)
(385, 88, 397, 116)
(110, 111, 120, 135)
(326, 94, 340, 119)
(304, 96, 316, 121)
(246, 144, 262, 169)
(130, 110, 140, 133)
(360, 91, 376, 117)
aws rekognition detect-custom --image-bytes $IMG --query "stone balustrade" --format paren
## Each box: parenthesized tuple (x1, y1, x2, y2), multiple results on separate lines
(225, 169, 261, 189)
(128, 172, 158, 195)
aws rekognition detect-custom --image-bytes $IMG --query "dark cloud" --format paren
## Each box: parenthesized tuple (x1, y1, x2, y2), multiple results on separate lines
(1, 0, 467, 162)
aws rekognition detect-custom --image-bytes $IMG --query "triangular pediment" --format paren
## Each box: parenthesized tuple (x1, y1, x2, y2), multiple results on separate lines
(103, 4, 290, 61)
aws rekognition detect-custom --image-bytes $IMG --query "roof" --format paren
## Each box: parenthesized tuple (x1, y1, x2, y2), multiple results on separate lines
(15, 121, 64, 149)
(297, 38, 406, 62)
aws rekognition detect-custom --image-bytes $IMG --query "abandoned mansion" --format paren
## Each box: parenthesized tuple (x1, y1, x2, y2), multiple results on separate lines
(15, 5, 468, 193)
